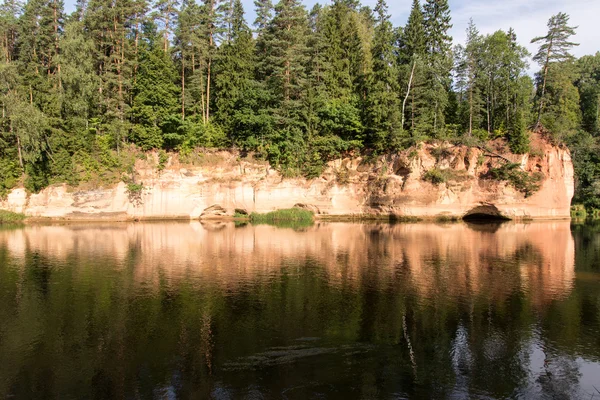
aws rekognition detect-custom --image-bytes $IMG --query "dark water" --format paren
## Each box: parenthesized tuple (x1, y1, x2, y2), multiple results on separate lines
(0, 221, 599, 399)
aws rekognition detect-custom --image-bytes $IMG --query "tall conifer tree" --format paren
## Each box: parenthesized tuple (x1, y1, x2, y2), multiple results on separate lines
(423, 0, 452, 136)
(531, 12, 578, 129)
(366, 0, 400, 150)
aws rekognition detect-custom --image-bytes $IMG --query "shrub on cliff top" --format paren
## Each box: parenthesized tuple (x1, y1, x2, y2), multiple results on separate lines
(423, 168, 448, 185)
(423, 168, 468, 185)
(488, 163, 543, 197)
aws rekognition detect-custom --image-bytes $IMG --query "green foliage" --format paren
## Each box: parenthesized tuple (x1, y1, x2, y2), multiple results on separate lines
(488, 162, 543, 197)
(365, 0, 401, 150)
(576, 53, 600, 135)
(422, 167, 466, 185)
(570, 204, 587, 219)
(508, 111, 530, 154)
(0, 157, 20, 199)
(0, 1, 595, 210)
(566, 131, 600, 212)
(24, 162, 49, 193)
(130, 23, 181, 151)
(158, 150, 169, 171)
(423, 168, 447, 184)
(0, 210, 26, 223)
(126, 183, 145, 206)
(472, 128, 489, 141)
(508, 130, 530, 154)
(181, 121, 228, 150)
(531, 12, 579, 129)
(250, 208, 314, 224)
(422, 0, 453, 136)
(538, 62, 581, 139)
(429, 146, 452, 161)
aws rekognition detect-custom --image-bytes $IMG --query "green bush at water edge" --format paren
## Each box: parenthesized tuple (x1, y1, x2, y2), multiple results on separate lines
(249, 209, 314, 226)
(0, 210, 26, 223)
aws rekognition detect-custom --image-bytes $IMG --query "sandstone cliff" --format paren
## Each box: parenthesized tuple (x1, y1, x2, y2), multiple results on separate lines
(0, 134, 574, 220)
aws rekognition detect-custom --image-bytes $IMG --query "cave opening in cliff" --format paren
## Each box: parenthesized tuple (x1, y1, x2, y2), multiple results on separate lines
(462, 205, 511, 222)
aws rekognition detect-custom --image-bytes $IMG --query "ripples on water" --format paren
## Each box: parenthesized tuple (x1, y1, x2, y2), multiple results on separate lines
(0, 221, 599, 399)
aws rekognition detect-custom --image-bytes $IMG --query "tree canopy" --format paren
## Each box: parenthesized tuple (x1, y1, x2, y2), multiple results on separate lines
(0, 2, 598, 209)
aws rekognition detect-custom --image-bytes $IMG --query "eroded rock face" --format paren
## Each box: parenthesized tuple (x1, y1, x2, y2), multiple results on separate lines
(201, 204, 228, 219)
(0, 134, 574, 220)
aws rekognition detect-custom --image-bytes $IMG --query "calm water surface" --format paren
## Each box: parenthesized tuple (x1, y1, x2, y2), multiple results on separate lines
(0, 221, 599, 399)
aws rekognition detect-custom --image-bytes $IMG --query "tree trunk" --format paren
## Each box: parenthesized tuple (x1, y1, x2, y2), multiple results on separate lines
(486, 76, 491, 134)
(486, 96, 490, 134)
(285, 59, 290, 101)
(434, 100, 438, 135)
(181, 60, 185, 120)
(206, 59, 211, 122)
(164, 7, 170, 53)
(411, 91, 415, 129)
(53, 0, 61, 88)
(3, 34, 8, 63)
(506, 72, 510, 129)
(401, 60, 416, 133)
(205, 24, 214, 123)
(228, 0, 233, 42)
(536, 38, 553, 129)
(134, 20, 140, 85)
(468, 84, 473, 136)
(490, 77, 495, 132)
(15, 128, 24, 173)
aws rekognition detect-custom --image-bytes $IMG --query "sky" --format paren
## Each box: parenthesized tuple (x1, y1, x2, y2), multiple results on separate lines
(64, 0, 600, 70)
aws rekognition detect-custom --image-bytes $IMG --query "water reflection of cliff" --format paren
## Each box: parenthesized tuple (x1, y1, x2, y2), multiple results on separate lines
(0, 221, 575, 305)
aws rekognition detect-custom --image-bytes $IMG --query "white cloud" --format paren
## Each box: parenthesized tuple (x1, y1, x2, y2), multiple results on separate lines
(450, 0, 600, 72)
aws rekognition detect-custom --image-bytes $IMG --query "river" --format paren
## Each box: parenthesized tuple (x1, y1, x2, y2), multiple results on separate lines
(0, 221, 599, 399)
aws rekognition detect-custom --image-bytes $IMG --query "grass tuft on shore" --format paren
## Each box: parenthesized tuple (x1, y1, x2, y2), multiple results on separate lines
(250, 208, 314, 226)
(0, 210, 26, 224)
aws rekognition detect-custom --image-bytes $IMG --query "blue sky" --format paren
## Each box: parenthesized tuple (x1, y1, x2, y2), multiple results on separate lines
(65, 0, 599, 68)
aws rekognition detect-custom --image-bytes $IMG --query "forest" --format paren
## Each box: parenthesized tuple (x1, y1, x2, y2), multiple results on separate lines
(0, 0, 599, 210)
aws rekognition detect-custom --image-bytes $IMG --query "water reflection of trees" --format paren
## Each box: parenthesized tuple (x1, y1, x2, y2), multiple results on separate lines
(0, 221, 597, 399)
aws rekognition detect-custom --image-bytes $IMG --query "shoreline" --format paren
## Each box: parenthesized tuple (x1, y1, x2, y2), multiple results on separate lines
(11, 213, 573, 224)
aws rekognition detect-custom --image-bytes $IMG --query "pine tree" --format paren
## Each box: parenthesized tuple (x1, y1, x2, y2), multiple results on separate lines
(423, 0, 452, 136)
(305, 2, 364, 166)
(318, 1, 357, 99)
(365, 0, 400, 150)
(213, 0, 254, 134)
(537, 60, 581, 137)
(17, 0, 65, 115)
(402, 0, 425, 58)
(576, 53, 600, 135)
(259, 0, 309, 171)
(200, 0, 226, 123)
(399, 0, 426, 133)
(4, 92, 49, 178)
(0, 0, 21, 64)
(531, 12, 578, 129)
(503, 28, 529, 130)
(154, 0, 179, 53)
(253, 0, 272, 33)
(130, 22, 180, 150)
(60, 18, 99, 131)
(174, 0, 202, 120)
(454, 19, 482, 136)
(84, 0, 142, 151)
